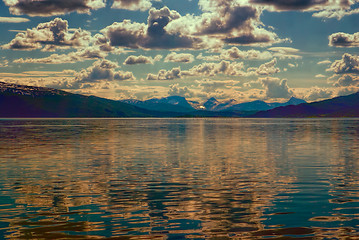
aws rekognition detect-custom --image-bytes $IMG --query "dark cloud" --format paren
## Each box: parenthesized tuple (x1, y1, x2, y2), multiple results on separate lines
(250, 0, 359, 19)
(3, 0, 105, 17)
(329, 32, 359, 47)
(2, 18, 91, 51)
(250, 0, 329, 11)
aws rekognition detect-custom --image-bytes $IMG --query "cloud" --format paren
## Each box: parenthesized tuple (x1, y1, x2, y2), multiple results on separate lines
(123, 55, 162, 65)
(329, 32, 359, 47)
(186, 60, 245, 76)
(327, 53, 359, 74)
(112, 0, 153, 11)
(315, 74, 326, 78)
(0, 60, 9, 68)
(3, 0, 105, 17)
(196, 79, 236, 93)
(221, 47, 273, 60)
(2, 18, 91, 51)
(13, 47, 107, 64)
(164, 52, 195, 63)
(267, 47, 302, 59)
(260, 77, 293, 99)
(100, 7, 213, 50)
(147, 67, 182, 80)
(250, 0, 359, 19)
(0, 17, 30, 23)
(333, 74, 359, 87)
(197, 48, 273, 61)
(75, 59, 135, 85)
(250, 0, 329, 11)
(168, 83, 194, 97)
(248, 58, 280, 76)
(166, 0, 285, 46)
(304, 86, 333, 101)
(317, 60, 331, 65)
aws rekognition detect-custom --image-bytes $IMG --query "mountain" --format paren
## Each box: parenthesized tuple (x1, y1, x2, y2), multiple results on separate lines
(252, 92, 359, 118)
(121, 96, 195, 113)
(0, 82, 160, 117)
(219, 97, 307, 112)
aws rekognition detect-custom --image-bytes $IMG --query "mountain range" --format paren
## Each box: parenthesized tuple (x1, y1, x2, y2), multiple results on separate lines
(0, 81, 358, 118)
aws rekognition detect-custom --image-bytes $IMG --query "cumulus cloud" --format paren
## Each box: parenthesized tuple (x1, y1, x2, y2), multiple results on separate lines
(304, 86, 333, 101)
(14, 47, 107, 64)
(167, 0, 285, 47)
(248, 58, 280, 76)
(0, 17, 29, 23)
(333, 74, 359, 87)
(221, 47, 273, 60)
(112, 0, 153, 11)
(260, 77, 293, 99)
(329, 32, 359, 47)
(2, 18, 91, 51)
(168, 83, 194, 97)
(186, 60, 245, 77)
(196, 79, 236, 93)
(146, 60, 245, 80)
(197, 48, 273, 61)
(327, 53, 359, 74)
(123, 55, 162, 65)
(75, 59, 135, 85)
(147, 67, 182, 80)
(3, 0, 105, 17)
(164, 52, 195, 63)
(251, 0, 359, 19)
(100, 7, 213, 50)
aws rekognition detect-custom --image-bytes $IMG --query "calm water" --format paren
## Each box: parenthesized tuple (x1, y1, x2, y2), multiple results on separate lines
(0, 118, 359, 239)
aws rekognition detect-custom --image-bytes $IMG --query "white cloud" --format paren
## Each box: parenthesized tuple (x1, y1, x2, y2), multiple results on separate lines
(0, 17, 29, 23)
(164, 52, 195, 63)
(2, 18, 91, 51)
(260, 77, 293, 99)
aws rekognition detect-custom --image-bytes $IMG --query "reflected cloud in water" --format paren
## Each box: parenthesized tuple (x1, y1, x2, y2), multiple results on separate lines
(0, 118, 359, 239)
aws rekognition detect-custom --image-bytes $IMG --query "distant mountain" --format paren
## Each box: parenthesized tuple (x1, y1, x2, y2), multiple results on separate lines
(252, 92, 359, 118)
(0, 82, 159, 117)
(121, 96, 195, 113)
(203, 97, 220, 111)
(201, 96, 306, 112)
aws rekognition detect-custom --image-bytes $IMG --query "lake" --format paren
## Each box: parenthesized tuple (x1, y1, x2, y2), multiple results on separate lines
(0, 118, 359, 239)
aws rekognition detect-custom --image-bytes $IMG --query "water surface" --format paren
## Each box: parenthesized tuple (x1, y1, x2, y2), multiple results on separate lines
(0, 118, 359, 239)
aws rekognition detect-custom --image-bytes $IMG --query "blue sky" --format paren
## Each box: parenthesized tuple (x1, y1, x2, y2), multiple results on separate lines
(1, 0, 359, 103)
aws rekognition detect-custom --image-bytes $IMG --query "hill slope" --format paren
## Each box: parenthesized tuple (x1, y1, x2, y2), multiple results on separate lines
(0, 82, 157, 117)
(252, 92, 359, 118)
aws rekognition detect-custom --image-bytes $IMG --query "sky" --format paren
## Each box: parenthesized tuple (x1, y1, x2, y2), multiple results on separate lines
(1, 0, 359, 103)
